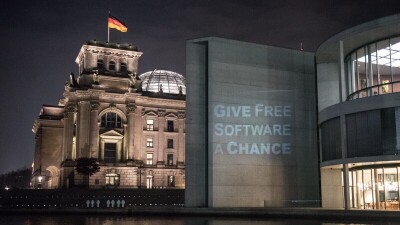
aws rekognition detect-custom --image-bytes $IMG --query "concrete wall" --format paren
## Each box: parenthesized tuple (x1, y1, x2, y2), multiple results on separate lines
(185, 41, 208, 207)
(321, 168, 343, 208)
(186, 37, 320, 207)
(317, 63, 340, 112)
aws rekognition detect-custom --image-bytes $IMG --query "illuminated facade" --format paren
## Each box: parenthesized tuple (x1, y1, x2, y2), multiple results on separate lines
(317, 14, 400, 210)
(185, 37, 319, 207)
(32, 41, 186, 189)
(185, 14, 400, 209)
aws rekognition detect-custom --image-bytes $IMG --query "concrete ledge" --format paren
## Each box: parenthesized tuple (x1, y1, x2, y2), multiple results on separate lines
(1, 207, 400, 221)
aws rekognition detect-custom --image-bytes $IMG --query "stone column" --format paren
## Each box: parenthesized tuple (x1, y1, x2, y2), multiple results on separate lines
(157, 109, 166, 167)
(133, 106, 144, 161)
(77, 101, 90, 158)
(62, 103, 76, 160)
(177, 111, 185, 167)
(33, 128, 42, 172)
(127, 103, 136, 161)
(89, 101, 100, 158)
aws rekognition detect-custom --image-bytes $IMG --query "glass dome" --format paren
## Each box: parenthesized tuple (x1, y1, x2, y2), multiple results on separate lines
(139, 69, 186, 95)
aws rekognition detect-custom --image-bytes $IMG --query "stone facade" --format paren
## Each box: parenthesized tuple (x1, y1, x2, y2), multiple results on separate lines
(32, 40, 185, 189)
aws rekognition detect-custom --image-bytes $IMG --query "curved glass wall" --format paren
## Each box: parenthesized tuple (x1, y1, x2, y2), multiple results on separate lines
(349, 164, 400, 210)
(346, 36, 400, 100)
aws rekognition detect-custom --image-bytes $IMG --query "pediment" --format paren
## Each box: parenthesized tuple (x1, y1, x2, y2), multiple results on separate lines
(145, 111, 158, 117)
(165, 112, 178, 118)
(100, 129, 124, 138)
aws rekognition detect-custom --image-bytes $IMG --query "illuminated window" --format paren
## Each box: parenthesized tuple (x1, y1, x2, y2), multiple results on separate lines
(167, 139, 174, 148)
(147, 137, 153, 148)
(105, 174, 119, 186)
(167, 154, 173, 166)
(101, 112, 122, 128)
(167, 120, 174, 132)
(167, 175, 175, 187)
(146, 153, 153, 165)
(104, 143, 116, 163)
(346, 37, 400, 100)
(147, 119, 154, 131)
(109, 61, 115, 71)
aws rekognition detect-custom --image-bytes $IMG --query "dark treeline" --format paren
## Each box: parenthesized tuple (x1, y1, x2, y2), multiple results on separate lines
(0, 167, 31, 189)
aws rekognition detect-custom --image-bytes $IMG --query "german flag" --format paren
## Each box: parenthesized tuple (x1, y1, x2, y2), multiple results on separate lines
(108, 14, 128, 32)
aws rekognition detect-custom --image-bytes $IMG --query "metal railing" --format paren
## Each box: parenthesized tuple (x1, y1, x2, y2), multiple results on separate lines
(346, 80, 400, 101)
(0, 189, 184, 209)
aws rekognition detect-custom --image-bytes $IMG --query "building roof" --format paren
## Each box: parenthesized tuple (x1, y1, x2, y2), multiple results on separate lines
(316, 14, 400, 63)
(85, 40, 138, 51)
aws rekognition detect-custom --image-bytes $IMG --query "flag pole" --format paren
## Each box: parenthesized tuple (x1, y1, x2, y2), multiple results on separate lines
(107, 11, 110, 43)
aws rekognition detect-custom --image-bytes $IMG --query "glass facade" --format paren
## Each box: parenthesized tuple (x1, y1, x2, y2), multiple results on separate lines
(346, 36, 400, 100)
(349, 165, 400, 210)
(139, 69, 186, 95)
(321, 107, 400, 163)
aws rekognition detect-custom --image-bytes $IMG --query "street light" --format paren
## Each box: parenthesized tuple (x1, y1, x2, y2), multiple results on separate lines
(37, 175, 44, 189)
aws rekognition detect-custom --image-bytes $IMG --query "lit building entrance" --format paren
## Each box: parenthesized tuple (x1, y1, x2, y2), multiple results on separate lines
(349, 165, 400, 210)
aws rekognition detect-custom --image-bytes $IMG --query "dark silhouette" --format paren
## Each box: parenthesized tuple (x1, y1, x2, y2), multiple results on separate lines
(75, 157, 100, 188)
(0, 167, 32, 189)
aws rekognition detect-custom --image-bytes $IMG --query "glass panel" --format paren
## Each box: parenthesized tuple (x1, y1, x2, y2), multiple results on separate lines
(147, 138, 153, 147)
(146, 153, 153, 165)
(109, 61, 115, 71)
(147, 119, 154, 131)
(370, 43, 379, 95)
(377, 40, 392, 94)
(357, 48, 368, 98)
(391, 37, 400, 93)
(346, 37, 400, 100)
(384, 167, 399, 210)
(104, 143, 116, 163)
(120, 62, 127, 73)
(167, 120, 174, 132)
(363, 169, 374, 209)
(167, 154, 173, 165)
(356, 169, 364, 209)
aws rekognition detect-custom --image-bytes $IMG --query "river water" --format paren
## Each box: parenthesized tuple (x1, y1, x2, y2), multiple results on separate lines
(0, 215, 398, 225)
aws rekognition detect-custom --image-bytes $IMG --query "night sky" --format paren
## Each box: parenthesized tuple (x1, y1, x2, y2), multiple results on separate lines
(0, 0, 399, 174)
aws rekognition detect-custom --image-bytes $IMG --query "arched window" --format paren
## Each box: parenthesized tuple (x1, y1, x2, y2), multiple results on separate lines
(120, 62, 127, 73)
(101, 112, 122, 128)
(97, 60, 104, 70)
(109, 61, 116, 71)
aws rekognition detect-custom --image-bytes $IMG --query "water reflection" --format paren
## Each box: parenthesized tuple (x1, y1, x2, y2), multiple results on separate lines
(0, 215, 398, 225)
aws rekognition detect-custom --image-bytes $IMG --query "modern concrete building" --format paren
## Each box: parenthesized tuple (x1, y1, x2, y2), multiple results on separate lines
(32, 40, 186, 189)
(185, 37, 319, 207)
(317, 14, 400, 210)
(185, 14, 400, 210)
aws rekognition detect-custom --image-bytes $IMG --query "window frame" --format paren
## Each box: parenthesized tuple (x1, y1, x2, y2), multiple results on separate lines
(146, 137, 154, 148)
(146, 153, 153, 165)
(109, 61, 116, 71)
(167, 120, 174, 132)
(167, 153, 173, 166)
(105, 173, 120, 186)
(147, 119, 154, 131)
(167, 175, 175, 187)
(101, 112, 122, 128)
(104, 143, 117, 163)
(167, 139, 174, 148)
